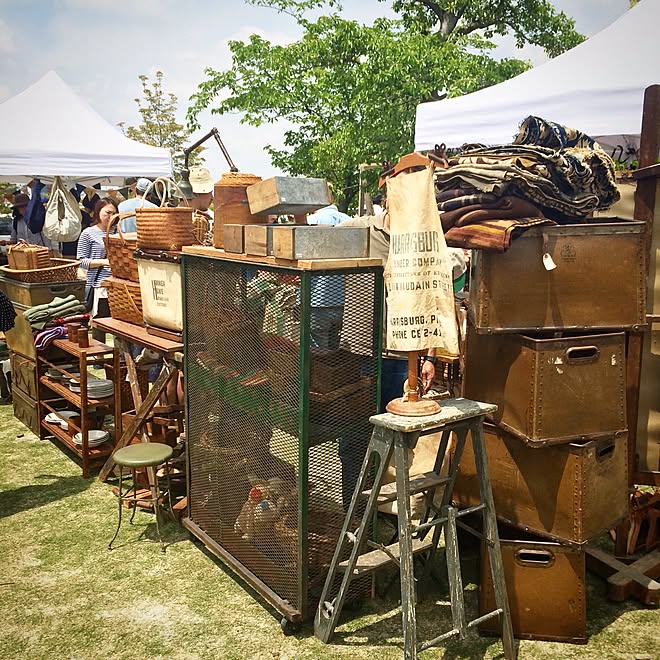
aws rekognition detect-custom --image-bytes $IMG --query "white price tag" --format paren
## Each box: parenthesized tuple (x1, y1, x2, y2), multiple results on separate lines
(543, 252, 557, 271)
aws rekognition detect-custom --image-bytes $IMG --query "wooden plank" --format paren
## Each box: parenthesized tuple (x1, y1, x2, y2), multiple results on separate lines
(586, 546, 660, 605)
(369, 399, 497, 433)
(98, 364, 176, 481)
(362, 471, 450, 504)
(52, 337, 113, 358)
(181, 245, 382, 270)
(338, 537, 433, 576)
(91, 317, 182, 354)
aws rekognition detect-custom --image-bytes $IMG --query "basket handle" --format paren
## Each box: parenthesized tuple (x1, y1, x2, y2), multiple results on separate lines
(107, 212, 135, 244)
(140, 177, 191, 208)
(123, 282, 142, 318)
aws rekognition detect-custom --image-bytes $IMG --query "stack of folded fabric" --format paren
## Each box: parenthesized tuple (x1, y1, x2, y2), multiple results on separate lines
(23, 295, 86, 331)
(23, 294, 89, 350)
(435, 116, 621, 252)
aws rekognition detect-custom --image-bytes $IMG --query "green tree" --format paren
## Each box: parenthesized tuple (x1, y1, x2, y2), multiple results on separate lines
(119, 71, 203, 177)
(189, 2, 582, 211)
(0, 182, 17, 215)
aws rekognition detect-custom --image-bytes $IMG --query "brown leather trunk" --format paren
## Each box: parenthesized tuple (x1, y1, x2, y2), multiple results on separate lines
(469, 219, 646, 332)
(479, 527, 586, 644)
(463, 325, 627, 446)
(454, 423, 628, 544)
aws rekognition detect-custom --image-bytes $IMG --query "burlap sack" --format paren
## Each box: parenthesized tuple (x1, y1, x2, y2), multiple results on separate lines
(385, 165, 459, 356)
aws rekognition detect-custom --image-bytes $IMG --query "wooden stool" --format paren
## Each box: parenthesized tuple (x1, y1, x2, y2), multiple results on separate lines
(314, 398, 515, 659)
(108, 443, 173, 553)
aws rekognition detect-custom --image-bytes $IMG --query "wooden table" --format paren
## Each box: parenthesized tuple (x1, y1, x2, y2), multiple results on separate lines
(92, 318, 183, 483)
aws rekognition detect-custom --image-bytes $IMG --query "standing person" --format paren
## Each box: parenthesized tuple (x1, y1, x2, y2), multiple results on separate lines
(117, 178, 156, 233)
(306, 183, 352, 349)
(10, 193, 55, 249)
(77, 198, 116, 337)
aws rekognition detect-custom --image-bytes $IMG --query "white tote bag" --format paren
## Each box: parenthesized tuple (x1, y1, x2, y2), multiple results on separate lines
(44, 176, 83, 242)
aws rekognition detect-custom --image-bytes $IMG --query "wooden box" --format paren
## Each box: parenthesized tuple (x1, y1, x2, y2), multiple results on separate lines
(463, 326, 627, 446)
(223, 224, 245, 254)
(246, 176, 330, 215)
(272, 226, 369, 260)
(10, 352, 38, 400)
(310, 349, 362, 394)
(469, 220, 646, 332)
(12, 385, 41, 437)
(0, 275, 85, 309)
(244, 224, 275, 256)
(453, 423, 628, 544)
(479, 527, 586, 644)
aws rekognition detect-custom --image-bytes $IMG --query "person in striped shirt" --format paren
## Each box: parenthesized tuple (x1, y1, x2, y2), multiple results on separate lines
(77, 198, 115, 324)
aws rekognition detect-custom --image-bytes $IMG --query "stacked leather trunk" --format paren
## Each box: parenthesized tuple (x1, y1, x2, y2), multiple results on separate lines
(456, 219, 646, 643)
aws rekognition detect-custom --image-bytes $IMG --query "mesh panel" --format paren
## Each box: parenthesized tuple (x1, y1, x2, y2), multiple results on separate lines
(185, 256, 381, 617)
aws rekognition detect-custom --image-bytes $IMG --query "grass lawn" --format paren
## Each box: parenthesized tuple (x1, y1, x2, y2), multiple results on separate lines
(0, 400, 658, 659)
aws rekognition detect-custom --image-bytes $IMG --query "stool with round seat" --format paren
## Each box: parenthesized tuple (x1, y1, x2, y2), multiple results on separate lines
(108, 443, 173, 552)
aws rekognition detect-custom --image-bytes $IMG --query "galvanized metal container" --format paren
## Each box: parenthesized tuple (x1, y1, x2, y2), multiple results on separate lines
(463, 325, 627, 446)
(469, 219, 646, 332)
(247, 176, 330, 215)
(453, 423, 628, 544)
(271, 226, 369, 260)
(479, 527, 586, 644)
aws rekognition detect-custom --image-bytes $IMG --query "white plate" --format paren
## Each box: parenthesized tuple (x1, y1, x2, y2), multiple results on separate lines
(72, 430, 109, 446)
(45, 411, 78, 427)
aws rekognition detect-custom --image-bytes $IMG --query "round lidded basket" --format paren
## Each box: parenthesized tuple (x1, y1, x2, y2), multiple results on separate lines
(213, 171, 263, 248)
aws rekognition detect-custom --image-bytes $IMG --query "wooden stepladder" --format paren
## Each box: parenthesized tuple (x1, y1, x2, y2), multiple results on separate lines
(314, 398, 516, 660)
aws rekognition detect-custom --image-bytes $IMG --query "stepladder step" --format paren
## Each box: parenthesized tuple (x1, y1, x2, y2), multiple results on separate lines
(338, 537, 434, 576)
(362, 470, 451, 505)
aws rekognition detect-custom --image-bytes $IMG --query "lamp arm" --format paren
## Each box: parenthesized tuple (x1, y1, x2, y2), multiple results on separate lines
(183, 127, 238, 173)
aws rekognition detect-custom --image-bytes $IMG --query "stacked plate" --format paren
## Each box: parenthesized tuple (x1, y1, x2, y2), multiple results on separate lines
(69, 378, 113, 398)
(47, 366, 79, 381)
(72, 429, 109, 447)
(44, 411, 78, 428)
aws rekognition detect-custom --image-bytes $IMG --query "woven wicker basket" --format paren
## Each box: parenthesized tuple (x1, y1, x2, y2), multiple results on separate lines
(0, 258, 80, 283)
(136, 206, 197, 251)
(102, 276, 144, 326)
(7, 241, 50, 270)
(105, 213, 139, 282)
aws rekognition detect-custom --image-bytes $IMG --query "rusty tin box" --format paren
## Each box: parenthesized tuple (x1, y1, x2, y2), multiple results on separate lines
(469, 220, 646, 333)
(463, 326, 627, 446)
(479, 527, 586, 644)
(453, 423, 628, 544)
(10, 352, 39, 400)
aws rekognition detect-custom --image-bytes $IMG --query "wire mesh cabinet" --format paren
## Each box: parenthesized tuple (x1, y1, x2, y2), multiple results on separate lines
(182, 252, 383, 629)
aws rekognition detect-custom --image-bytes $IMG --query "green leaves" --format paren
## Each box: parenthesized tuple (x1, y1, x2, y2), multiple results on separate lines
(120, 71, 203, 176)
(188, 1, 582, 211)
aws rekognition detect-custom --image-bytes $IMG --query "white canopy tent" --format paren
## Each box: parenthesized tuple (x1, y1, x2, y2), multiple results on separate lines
(0, 71, 172, 185)
(415, 0, 660, 156)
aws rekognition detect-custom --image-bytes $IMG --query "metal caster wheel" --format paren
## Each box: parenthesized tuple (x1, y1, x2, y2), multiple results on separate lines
(280, 617, 301, 636)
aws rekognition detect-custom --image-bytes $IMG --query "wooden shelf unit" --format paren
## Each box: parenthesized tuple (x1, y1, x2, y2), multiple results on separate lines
(37, 336, 120, 478)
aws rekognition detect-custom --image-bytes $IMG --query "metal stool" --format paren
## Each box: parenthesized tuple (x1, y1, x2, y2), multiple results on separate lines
(314, 398, 515, 660)
(108, 443, 174, 553)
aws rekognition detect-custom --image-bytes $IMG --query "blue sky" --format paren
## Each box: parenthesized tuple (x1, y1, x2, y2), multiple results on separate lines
(0, 0, 632, 179)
